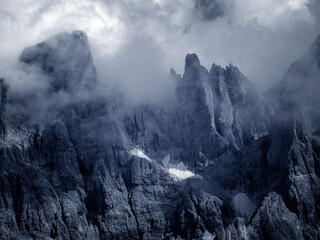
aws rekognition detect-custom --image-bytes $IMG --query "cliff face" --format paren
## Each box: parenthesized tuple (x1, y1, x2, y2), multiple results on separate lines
(0, 31, 319, 240)
(19, 31, 97, 92)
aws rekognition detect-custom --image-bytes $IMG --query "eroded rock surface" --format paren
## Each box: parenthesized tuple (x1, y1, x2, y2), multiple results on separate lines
(0, 31, 319, 239)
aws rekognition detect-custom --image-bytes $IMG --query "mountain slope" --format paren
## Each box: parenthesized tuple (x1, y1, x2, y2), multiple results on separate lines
(0, 31, 319, 240)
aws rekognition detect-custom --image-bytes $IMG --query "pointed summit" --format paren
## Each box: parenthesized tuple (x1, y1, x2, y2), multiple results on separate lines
(169, 68, 181, 80)
(183, 53, 208, 80)
(20, 30, 97, 92)
(185, 53, 200, 70)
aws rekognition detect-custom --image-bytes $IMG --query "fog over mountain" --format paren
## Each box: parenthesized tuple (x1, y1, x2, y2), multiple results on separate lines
(1, 0, 320, 102)
(0, 1, 320, 240)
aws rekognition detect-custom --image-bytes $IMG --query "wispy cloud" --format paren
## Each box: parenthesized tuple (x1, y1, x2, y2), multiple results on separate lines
(0, 0, 319, 102)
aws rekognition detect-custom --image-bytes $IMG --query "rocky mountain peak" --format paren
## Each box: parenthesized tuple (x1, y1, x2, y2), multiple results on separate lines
(169, 68, 181, 80)
(71, 30, 90, 44)
(184, 53, 200, 71)
(210, 63, 224, 75)
(178, 54, 209, 103)
(19, 30, 97, 92)
(1, 31, 320, 240)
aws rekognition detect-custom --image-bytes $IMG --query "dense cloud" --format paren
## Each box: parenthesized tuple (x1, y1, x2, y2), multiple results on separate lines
(0, 0, 319, 102)
(194, 0, 225, 21)
(307, 0, 320, 27)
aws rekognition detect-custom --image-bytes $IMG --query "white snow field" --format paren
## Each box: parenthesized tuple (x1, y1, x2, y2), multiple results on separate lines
(129, 150, 197, 181)
(129, 148, 152, 161)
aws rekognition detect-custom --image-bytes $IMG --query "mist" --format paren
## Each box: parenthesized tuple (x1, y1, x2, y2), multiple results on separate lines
(0, 0, 319, 102)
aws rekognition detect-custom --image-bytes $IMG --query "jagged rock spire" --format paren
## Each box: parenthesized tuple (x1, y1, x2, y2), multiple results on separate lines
(19, 31, 97, 92)
(185, 53, 200, 69)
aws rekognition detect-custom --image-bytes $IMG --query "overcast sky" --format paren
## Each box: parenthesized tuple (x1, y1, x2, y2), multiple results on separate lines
(0, 0, 319, 101)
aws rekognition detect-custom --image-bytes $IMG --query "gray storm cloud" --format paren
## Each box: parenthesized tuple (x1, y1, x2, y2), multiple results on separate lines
(0, 0, 319, 102)
(195, 0, 225, 21)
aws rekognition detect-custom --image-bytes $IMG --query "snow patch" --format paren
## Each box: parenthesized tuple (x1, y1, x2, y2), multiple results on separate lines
(168, 168, 195, 180)
(128, 151, 198, 181)
(232, 193, 256, 221)
(162, 154, 198, 180)
(129, 148, 151, 161)
(202, 231, 216, 240)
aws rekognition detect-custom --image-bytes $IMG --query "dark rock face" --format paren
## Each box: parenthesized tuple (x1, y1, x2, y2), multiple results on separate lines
(176, 191, 225, 239)
(0, 31, 320, 239)
(264, 35, 320, 240)
(249, 192, 304, 240)
(19, 31, 97, 92)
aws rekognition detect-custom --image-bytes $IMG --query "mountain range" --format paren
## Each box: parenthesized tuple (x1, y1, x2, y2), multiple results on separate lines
(0, 30, 319, 240)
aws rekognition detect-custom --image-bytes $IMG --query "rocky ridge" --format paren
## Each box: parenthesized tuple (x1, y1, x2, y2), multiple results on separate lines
(0, 31, 319, 239)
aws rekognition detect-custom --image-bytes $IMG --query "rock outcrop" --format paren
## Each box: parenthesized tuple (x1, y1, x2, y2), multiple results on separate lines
(0, 31, 319, 239)
(19, 31, 97, 92)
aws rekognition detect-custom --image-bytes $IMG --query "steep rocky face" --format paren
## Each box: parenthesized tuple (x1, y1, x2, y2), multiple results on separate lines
(249, 192, 304, 240)
(267, 34, 320, 146)
(175, 53, 229, 164)
(19, 31, 97, 92)
(224, 192, 304, 240)
(0, 31, 320, 240)
(265, 35, 320, 240)
(123, 54, 272, 201)
(175, 191, 225, 239)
